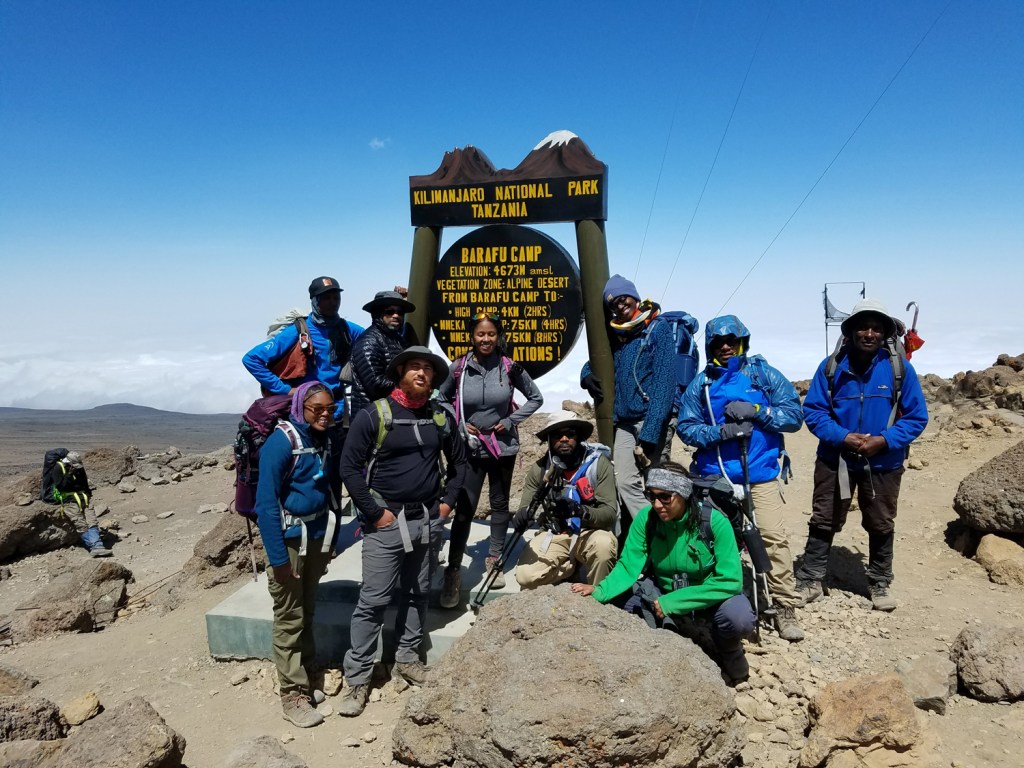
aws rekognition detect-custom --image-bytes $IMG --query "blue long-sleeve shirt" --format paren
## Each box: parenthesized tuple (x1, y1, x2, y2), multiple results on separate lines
(254, 420, 337, 567)
(803, 348, 928, 472)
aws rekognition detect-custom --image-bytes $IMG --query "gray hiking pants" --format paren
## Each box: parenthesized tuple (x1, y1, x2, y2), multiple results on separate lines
(613, 419, 667, 521)
(343, 515, 435, 686)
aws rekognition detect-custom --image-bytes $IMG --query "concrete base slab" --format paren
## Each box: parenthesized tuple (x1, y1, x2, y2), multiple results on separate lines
(206, 516, 528, 665)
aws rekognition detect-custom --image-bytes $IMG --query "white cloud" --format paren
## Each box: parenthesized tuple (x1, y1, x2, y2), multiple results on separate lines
(369, 137, 389, 150)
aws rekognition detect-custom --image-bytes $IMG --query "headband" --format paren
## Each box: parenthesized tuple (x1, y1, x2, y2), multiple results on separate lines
(645, 469, 693, 500)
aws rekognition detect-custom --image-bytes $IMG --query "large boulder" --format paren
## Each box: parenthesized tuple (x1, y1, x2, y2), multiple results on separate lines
(182, 513, 264, 588)
(0, 666, 39, 697)
(224, 735, 308, 768)
(952, 624, 1024, 702)
(0, 696, 67, 742)
(894, 654, 957, 715)
(953, 440, 1024, 533)
(974, 533, 1024, 586)
(0, 503, 78, 562)
(10, 561, 133, 641)
(393, 586, 742, 768)
(799, 673, 931, 768)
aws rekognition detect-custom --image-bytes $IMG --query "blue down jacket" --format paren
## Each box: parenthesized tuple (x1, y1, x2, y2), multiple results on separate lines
(677, 315, 803, 484)
(803, 345, 928, 472)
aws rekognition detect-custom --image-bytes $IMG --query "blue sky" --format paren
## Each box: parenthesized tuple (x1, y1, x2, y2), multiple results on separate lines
(1, 1, 1021, 413)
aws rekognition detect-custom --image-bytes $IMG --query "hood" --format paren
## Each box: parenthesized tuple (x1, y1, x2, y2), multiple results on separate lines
(703, 315, 751, 360)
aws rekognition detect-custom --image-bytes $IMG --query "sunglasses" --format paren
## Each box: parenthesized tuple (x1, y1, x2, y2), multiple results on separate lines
(549, 429, 577, 440)
(644, 489, 676, 504)
(304, 404, 334, 417)
(382, 307, 405, 316)
(472, 311, 501, 322)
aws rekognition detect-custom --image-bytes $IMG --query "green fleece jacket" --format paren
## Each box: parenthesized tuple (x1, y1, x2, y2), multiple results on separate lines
(593, 503, 743, 615)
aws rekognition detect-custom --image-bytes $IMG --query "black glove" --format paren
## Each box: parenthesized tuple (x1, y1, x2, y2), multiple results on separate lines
(724, 401, 760, 424)
(581, 374, 603, 400)
(719, 422, 754, 442)
(512, 507, 534, 533)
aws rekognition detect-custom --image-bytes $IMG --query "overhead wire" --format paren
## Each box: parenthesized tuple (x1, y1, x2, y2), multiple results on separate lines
(660, 2, 776, 303)
(703, 0, 955, 325)
(632, 0, 705, 281)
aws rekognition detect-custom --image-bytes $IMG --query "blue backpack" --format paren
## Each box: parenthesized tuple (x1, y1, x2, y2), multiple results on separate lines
(635, 310, 700, 407)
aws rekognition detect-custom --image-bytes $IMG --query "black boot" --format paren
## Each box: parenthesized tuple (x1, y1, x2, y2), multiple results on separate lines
(795, 528, 833, 604)
(717, 641, 749, 685)
(867, 530, 897, 611)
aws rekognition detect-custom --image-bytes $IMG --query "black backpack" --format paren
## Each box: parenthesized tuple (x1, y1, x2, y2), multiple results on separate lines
(645, 474, 743, 562)
(40, 448, 69, 502)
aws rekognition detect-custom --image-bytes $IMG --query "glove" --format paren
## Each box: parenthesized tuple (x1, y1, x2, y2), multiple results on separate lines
(566, 516, 582, 535)
(719, 422, 754, 442)
(512, 507, 533, 533)
(724, 401, 760, 423)
(581, 374, 603, 400)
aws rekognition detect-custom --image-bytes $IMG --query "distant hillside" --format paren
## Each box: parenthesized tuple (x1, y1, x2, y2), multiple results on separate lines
(0, 403, 240, 478)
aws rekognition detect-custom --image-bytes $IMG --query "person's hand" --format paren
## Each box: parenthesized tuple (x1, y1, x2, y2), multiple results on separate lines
(465, 423, 481, 436)
(653, 598, 665, 620)
(512, 507, 533, 533)
(438, 503, 453, 521)
(843, 432, 869, 452)
(581, 374, 603, 400)
(570, 583, 595, 596)
(393, 285, 409, 297)
(375, 509, 397, 529)
(858, 435, 888, 457)
(272, 563, 299, 582)
(633, 445, 652, 470)
(724, 401, 759, 423)
(719, 422, 754, 442)
(492, 422, 507, 434)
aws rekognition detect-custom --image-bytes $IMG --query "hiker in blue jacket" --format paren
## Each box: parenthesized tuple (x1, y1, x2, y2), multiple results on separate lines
(795, 299, 928, 612)
(255, 381, 341, 729)
(242, 276, 364, 421)
(580, 275, 676, 538)
(677, 315, 804, 642)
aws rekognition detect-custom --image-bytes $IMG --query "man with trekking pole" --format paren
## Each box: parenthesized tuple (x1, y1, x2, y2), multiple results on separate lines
(677, 315, 806, 642)
(795, 299, 928, 612)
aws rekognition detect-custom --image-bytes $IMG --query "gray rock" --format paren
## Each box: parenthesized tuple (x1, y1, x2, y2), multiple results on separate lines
(12, 561, 133, 641)
(14, 494, 33, 506)
(116, 481, 136, 494)
(131, 515, 149, 524)
(393, 586, 742, 768)
(895, 654, 957, 714)
(156, 511, 175, 520)
(151, 476, 169, 486)
(0, 696, 67, 742)
(180, 514, 263, 589)
(224, 735, 307, 768)
(0, 503, 78, 562)
(954, 440, 1024, 533)
(0, 738, 63, 765)
(0, 666, 39, 698)
(952, 624, 1024, 702)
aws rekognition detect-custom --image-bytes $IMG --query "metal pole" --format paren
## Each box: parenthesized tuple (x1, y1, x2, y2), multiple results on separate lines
(406, 226, 442, 347)
(575, 219, 614, 447)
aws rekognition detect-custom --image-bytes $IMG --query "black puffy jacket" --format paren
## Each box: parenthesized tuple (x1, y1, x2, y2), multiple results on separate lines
(350, 319, 408, 416)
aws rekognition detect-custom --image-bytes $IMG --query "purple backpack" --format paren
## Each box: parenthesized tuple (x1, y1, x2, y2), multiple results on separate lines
(233, 394, 293, 519)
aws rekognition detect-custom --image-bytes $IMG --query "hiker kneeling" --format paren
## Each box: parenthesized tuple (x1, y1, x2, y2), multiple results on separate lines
(256, 382, 341, 729)
(572, 462, 755, 685)
(45, 450, 112, 557)
(513, 414, 617, 589)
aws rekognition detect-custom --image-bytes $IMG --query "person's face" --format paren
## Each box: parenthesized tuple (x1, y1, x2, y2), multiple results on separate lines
(303, 391, 335, 432)
(710, 334, 742, 364)
(472, 319, 499, 357)
(645, 488, 686, 522)
(315, 291, 341, 318)
(851, 315, 886, 356)
(610, 295, 638, 324)
(380, 306, 405, 331)
(547, 428, 579, 458)
(398, 359, 435, 398)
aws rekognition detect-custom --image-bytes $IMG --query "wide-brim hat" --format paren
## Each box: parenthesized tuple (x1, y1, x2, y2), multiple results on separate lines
(841, 298, 897, 339)
(362, 290, 416, 315)
(536, 413, 595, 442)
(386, 346, 450, 386)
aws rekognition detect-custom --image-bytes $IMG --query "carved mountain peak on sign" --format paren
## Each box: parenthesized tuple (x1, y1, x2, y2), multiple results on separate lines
(410, 131, 605, 187)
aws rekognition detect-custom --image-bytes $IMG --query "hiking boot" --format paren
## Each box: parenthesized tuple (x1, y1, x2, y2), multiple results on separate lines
(719, 648, 749, 685)
(439, 567, 461, 609)
(869, 582, 897, 612)
(89, 544, 113, 558)
(485, 556, 506, 589)
(394, 661, 431, 686)
(280, 692, 324, 728)
(773, 605, 805, 642)
(796, 579, 823, 605)
(337, 683, 369, 717)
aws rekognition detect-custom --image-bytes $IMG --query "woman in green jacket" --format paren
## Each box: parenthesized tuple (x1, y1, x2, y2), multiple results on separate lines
(572, 461, 755, 683)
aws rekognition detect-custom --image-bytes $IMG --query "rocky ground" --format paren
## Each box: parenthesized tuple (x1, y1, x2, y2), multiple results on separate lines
(2, 357, 1024, 767)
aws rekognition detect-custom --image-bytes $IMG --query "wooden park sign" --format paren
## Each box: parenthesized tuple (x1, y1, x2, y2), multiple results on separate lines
(405, 131, 617, 442)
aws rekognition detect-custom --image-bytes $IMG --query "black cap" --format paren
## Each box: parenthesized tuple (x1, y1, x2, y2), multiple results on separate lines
(308, 276, 343, 298)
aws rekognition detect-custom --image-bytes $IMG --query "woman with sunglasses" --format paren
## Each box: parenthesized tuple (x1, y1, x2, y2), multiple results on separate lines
(437, 312, 543, 606)
(255, 381, 341, 728)
(571, 461, 755, 684)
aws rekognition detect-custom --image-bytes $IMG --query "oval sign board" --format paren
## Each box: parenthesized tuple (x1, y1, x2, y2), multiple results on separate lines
(430, 224, 583, 379)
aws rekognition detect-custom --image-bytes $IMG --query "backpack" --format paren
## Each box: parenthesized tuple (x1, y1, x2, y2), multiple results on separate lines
(233, 394, 294, 519)
(634, 310, 700, 406)
(40, 447, 68, 502)
(558, 443, 611, 505)
(365, 397, 451, 487)
(266, 311, 353, 387)
(823, 335, 906, 429)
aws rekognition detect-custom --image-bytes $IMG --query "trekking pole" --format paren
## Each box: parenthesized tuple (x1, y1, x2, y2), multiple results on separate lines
(739, 437, 776, 630)
(245, 518, 259, 581)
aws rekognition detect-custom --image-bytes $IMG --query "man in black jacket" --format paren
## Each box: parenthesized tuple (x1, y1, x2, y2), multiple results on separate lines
(350, 289, 415, 416)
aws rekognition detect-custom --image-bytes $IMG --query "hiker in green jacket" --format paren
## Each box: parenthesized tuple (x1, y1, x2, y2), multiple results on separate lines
(572, 461, 755, 684)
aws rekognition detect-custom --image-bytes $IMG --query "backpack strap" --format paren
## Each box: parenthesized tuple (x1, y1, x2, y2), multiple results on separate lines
(366, 398, 449, 488)
(294, 317, 313, 358)
(884, 339, 905, 428)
